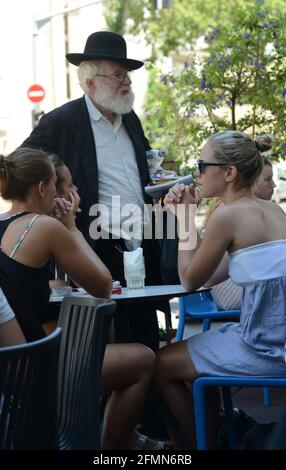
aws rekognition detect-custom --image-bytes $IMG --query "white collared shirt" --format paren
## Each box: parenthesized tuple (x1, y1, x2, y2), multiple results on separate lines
(85, 94, 145, 249)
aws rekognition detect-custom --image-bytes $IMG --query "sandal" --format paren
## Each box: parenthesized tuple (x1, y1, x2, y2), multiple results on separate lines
(133, 433, 173, 450)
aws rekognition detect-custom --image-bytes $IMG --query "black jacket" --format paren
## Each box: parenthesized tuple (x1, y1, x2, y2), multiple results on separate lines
(22, 97, 169, 351)
(22, 96, 153, 248)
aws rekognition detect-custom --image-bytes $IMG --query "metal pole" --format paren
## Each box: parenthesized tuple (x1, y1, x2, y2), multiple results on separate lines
(35, 0, 103, 29)
(32, 30, 40, 128)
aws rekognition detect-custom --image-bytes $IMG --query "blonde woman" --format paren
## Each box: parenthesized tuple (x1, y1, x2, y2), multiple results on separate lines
(156, 131, 286, 448)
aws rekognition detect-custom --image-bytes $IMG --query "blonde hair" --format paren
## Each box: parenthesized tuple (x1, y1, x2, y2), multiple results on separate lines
(208, 131, 264, 189)
(203, 198, 222, 228)
(255, 134, 273, 154)
(0, 148, 54, 201)
(203, 133, 274, 227)
(77, 60, 101, 93)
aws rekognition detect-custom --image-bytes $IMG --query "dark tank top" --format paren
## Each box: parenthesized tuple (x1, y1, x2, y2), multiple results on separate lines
(0, 212, 51, 340)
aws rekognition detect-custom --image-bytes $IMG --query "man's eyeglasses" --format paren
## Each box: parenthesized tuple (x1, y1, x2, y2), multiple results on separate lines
(197, 160, 228, 174)
(94, 72, 132, 83)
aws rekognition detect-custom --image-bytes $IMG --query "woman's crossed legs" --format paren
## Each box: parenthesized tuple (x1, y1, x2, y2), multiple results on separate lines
(155, 340, 220, 449)
(101, 342, 155, 450)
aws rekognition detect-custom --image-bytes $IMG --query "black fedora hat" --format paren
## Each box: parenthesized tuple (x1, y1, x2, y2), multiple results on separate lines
(66, 31, 144, 70)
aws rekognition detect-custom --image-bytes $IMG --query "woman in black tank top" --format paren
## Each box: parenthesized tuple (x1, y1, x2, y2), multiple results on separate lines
(0, 149, 112, 337)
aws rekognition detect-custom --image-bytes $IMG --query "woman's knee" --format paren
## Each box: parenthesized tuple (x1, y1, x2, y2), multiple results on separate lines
(155, 342, 198, 383)
(155, 345, 172, 381)
(101, 343, 155, 393)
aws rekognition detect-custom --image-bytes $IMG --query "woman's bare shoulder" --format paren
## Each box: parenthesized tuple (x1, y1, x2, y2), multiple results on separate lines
(206, 202, 248, 239)
(204, 204, 236, 241)
(34, 214, 67, 234)
(268, 200, 286, 215)
(207, 203, 236, 223)
(253, 198, 286, 218)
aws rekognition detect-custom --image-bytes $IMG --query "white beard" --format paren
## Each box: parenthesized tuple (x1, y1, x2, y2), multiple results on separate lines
(95, 84, 135, 115)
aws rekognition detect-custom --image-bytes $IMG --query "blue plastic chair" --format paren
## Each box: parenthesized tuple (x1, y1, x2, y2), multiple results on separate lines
(193, 375, 286, 449)
(176, 291, 271, 407)
(176, 290, 240, 342)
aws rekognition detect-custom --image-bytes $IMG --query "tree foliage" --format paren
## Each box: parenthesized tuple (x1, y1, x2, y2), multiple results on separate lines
(142, 1, 286, 166)
(103, 0, 286, 58)
(103, 0, 130, 34)
(102, 1, 286, 166)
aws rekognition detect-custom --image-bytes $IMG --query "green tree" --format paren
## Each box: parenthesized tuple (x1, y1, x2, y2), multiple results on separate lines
(102, 1, 286, 165)
(104, 0, 245, 60)
(103, 0, 286, 59)
(142, 1, 286, 166)
(103, 0, 130, 34)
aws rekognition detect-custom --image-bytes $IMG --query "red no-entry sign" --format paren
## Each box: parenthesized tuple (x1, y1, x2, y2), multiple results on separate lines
(27, 84, 45, 103)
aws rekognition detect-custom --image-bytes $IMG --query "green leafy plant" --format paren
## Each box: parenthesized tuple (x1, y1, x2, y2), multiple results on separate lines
(143, 1, 286, 166)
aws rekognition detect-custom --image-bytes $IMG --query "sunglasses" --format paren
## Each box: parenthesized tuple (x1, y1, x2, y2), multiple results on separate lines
(197, 160, 228, 174)
(94, 71, 132, 83)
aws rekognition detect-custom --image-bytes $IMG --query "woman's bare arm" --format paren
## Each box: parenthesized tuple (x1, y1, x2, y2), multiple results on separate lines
(165, 186, 233, 291)
(35, 215, 112, 299)
(48, 195, 113, 298)
(203, 252, 230, 287)
(0, 318, 26, 347)
(177, 208, 232, 290)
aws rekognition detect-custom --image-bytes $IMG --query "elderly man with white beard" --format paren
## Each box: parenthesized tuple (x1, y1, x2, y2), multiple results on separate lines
(21, 31, 167, 357)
